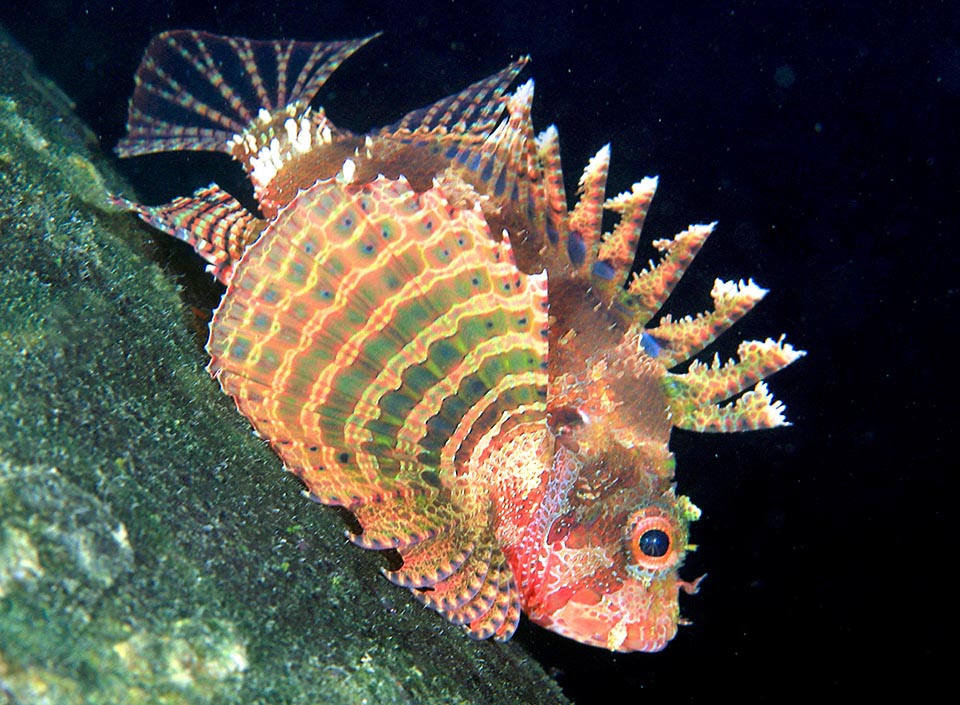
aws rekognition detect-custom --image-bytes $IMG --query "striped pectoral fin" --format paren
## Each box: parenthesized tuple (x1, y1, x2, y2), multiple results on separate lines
(207, 174, 548, 482)
(663, 336, 806, 432)
(114, 184, 264, 284)
(643, 278, 769, 368)
(202, 173, 539, 641)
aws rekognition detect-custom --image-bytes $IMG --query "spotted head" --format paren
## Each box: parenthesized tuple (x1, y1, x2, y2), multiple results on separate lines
(495, 388, 703, 652)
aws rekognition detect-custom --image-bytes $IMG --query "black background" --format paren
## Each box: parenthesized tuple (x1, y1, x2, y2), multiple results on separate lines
(2, 1, 954, 700)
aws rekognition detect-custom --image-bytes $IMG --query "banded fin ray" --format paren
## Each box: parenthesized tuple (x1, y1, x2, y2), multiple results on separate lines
(535, 125, 569, 246)
(361, 62, 544, 263)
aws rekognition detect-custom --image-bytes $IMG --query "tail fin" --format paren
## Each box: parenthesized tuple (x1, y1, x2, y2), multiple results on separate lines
(115, 29, 377, 159)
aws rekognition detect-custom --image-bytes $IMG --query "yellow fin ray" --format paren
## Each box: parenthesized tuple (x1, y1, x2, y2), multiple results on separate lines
(644, 278, 768, 368)
(664, 337, 806, 432)
(626, 222, 714, 327)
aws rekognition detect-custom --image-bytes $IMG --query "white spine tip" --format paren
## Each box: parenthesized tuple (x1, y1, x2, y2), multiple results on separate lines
(339, 158, 356, 183)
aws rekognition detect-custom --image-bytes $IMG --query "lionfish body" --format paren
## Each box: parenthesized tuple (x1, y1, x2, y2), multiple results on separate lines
(115, 30, 803, 652)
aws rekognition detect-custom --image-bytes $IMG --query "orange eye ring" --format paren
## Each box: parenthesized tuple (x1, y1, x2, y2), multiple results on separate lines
(624, 509, 684, 572)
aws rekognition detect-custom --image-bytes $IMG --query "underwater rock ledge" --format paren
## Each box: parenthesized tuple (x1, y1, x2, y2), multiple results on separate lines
(0, 27, 568, 705)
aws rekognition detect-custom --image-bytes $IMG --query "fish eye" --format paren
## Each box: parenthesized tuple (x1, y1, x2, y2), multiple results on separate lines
(624, 508, 684, 574)
(638, 528, 669, 558)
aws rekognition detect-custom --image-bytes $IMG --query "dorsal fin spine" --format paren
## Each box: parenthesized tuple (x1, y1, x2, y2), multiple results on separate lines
(536, 126, 568, 246)
(662, 338, 806, 432)
(566, 144, 610, 270)
(644, 277, 768, 367)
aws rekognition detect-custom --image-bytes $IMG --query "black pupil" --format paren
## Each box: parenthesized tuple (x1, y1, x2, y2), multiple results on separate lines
(639, 529, 669, 558)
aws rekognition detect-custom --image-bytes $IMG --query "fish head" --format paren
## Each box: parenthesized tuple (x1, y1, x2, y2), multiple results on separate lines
(523, 441, 702, 652)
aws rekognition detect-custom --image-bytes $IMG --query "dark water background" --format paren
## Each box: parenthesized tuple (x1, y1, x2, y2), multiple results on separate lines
(1, 0, 954, 700)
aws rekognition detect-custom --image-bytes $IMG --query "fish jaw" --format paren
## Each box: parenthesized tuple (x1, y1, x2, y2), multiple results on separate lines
(529, 575, 684, 652)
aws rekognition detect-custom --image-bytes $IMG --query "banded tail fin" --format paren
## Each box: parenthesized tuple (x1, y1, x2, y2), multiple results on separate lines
(111, 184, 265, 284)
(115, 29, 377, 159)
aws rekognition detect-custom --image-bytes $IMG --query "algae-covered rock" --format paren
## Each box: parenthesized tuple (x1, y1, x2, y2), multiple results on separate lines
(0, 27, 567, 705)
